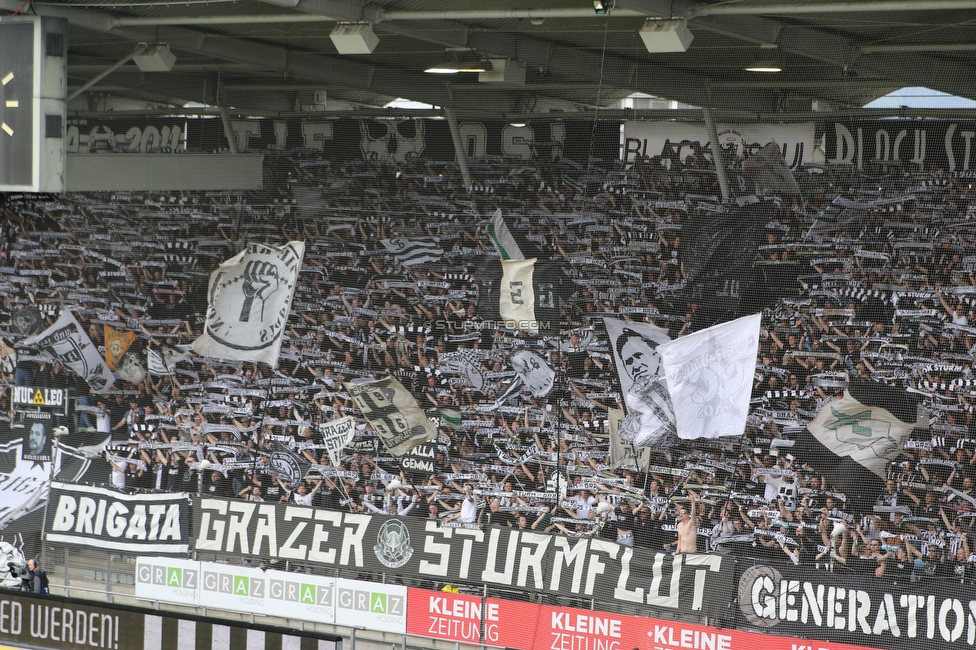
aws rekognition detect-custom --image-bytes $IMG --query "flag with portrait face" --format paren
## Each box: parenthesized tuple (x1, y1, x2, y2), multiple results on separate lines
(604, 317, 676, 448)
(192, 241, 305, 367)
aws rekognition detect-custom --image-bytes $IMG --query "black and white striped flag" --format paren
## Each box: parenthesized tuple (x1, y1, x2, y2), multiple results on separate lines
(381, 237, 443, 266)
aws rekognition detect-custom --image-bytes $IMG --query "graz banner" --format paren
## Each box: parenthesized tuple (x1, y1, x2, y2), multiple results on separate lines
(821, 119, 976, 172)
(134, 557, 406, 633)
(45, 482, 192, 554)
(193, 498, 734, 618)
(736, 562, 976, 650)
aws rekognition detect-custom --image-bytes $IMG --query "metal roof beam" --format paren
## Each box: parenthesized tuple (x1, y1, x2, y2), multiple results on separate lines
(692, 14, 976, 100)
(0, 0, 517, 114)
(272, 0, 779, 111)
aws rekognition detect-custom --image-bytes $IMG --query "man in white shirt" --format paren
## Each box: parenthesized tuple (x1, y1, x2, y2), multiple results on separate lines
(292, 480, 322, 506)
(456, 486, 478, 523)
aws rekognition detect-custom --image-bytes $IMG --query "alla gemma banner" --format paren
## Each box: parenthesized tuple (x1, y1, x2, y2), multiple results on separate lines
(192, 497, 733, 618)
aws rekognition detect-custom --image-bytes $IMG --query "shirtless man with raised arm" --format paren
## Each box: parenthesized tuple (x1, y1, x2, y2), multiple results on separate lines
(675, 490, 699, 553)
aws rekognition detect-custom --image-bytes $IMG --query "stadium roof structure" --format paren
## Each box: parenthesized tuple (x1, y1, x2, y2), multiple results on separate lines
(7, 0, 976, 121)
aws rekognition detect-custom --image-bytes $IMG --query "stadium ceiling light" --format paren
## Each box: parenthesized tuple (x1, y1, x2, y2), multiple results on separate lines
(425, 56, 493, 74)
(745, 59, 782, 72)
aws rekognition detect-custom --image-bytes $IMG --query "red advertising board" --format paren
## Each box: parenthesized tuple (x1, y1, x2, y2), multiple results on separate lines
(405, 588, 884, 650)
(482, 598, 884, 650)
(406, 588, 487, 645)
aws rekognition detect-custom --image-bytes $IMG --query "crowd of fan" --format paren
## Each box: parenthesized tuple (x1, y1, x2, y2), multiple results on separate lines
(2, 140, 976, 587)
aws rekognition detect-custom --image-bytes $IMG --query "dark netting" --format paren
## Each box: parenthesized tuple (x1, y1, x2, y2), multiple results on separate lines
(1, 112, 975, 650)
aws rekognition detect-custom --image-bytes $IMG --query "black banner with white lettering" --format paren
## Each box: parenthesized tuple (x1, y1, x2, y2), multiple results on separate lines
(44, 482, 192, 555)
(185, 118, 619, 164)
(820, 119, 976, 173)
(735, 560, 976, 649)
(0, 587, 342, 650)
(192, 497, 734, 618)
(10, 385, 69, 413)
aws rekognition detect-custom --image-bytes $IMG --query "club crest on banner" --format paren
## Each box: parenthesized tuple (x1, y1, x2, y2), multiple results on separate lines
(268, 442, 310, 488)
(823, 407, 897, 457)
(373, 519, 414, 569)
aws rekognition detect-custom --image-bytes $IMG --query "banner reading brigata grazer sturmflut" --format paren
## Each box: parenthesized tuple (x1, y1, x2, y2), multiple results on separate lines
(45, 482, 192, 555)
(192, 497, 734, 618)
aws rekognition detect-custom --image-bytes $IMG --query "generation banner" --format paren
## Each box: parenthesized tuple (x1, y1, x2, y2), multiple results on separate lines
(17, 310, 115, 394)
(135, 557, 406, 632)
(192, 497, 734, 618)
(736, 562, 976, 650)
(45, 482, 192, 554)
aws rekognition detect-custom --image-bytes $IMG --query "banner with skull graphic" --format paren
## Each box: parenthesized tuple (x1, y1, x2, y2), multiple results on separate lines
(18, 310, 115, 394)
(103, 325, 135, 371)
(193, 241, 305, 367)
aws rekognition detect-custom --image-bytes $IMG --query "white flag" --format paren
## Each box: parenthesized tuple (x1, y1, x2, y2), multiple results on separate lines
(146, 349, 173, 376)
(192, 241, 305, 367)
(511, 349, 555, 397)
(487, 209, 525, 260)
(381, 237, 443, 266)
(608, 407, 651, 470)
(658, 313, 761, 440)
(18, 310, 115, 394)
(116, 351, 147, 385)
(345, 377, 437, 457)
(318, 415, 357, 467)
(500, 258, 536, 331)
